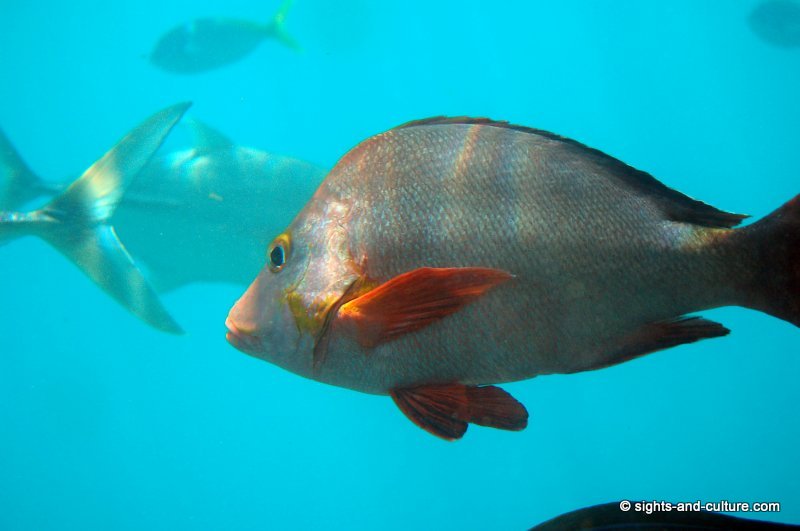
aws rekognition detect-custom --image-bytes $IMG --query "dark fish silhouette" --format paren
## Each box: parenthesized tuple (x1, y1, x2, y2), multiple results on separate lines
(530, 501, 799, 530)
(749, 0, 800, 48)
(0, 117, 325, 329)
(150, 0, 299, 74)
(0, 103, 191, 333)
(226, 117, 799, 440)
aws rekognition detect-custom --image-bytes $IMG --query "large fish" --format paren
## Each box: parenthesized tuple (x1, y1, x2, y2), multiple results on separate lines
(112, 120, 326, 292)
(749, 0, 800, 48)
(530, 501, 798, 530)
(150, 0, 299, 74)
(0, 117, 325, 324)
(0, 103, 191, 333)
(226, 117, 800, 440)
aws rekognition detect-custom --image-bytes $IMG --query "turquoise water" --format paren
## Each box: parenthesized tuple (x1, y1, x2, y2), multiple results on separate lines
(1, 1, 798, 529)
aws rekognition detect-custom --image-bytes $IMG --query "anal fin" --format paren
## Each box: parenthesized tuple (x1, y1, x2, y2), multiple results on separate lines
(571, 316, 730, 373)
(390, 383, 528, 440)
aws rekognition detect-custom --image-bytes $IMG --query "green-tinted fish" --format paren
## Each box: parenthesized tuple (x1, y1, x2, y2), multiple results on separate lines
(150, 0, 299, 74)
(530, 501, 799, 530)
(0, 117, 325, 328)
(226, 117, 799, 440)
(0, 103, 191, 333)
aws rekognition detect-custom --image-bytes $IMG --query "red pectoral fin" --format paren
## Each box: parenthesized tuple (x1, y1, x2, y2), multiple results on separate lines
(337, 267, 512, 348)
(390, 383, 529, 441)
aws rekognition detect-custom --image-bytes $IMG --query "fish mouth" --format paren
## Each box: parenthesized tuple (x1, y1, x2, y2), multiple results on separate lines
(225, 316, 263, 354)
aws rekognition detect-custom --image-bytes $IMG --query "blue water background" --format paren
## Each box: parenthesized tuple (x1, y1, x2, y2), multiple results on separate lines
(1, 1, 798, 529)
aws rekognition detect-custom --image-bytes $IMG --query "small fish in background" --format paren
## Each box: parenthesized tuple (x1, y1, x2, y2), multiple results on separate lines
(530, 501, 799, 530)
(0, 116, 326, 329)
(749, 0, 800, 48)
(226, 117, 799, 440)
(0, 103, 191, 334)
(150, 0, 299, 74)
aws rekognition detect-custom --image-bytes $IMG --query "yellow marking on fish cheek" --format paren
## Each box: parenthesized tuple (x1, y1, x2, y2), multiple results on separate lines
(283, 242, 347, 338)
(286, 290, 316, 335)
(285, 289, 341, 338)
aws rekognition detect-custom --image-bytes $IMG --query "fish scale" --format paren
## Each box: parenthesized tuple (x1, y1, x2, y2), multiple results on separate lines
(319, 125, 716, 382)
(226, 118, 799, 439)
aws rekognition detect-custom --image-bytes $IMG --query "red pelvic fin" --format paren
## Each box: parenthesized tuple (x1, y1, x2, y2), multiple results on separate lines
(337, 267, 512, 348)
(390, 383, 528, 441)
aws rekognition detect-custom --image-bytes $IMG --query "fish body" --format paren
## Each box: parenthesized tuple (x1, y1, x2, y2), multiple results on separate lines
(151, 19, 270, 73)
(227, 118, 800, 439)
(116, 142, 325, 291)
(150, 1, 298, 74)
(0, 118, 325, 328)
(0, 103, 192, 333)
(749, 0, 800, 48)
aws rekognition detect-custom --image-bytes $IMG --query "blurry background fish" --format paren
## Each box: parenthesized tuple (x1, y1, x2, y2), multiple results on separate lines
(749, 0, 800, 48)
(118, 118, 325, 292)
(0, 113, 325, 329)
(150, 0, 300, 73)
(0, 103, 190, 333)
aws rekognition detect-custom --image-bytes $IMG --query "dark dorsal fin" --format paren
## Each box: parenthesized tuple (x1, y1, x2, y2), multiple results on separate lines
(396, 117, 748, 229)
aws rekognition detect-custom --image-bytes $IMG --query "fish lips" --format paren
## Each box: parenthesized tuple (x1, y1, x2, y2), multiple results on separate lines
(225, 316, 264, 355)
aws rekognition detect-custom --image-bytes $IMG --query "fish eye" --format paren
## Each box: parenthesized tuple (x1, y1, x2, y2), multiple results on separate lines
(270, 245, 285, 268)
(267, 233, 291, 273)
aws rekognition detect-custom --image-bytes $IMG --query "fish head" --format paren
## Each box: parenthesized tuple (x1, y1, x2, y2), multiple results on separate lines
(225, 193, 360, 374)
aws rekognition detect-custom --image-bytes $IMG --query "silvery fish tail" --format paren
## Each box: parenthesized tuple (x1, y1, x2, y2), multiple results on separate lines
(110, 118, 325, 292)
(0, 116, 325, 298)
(0, 103, 191, 333)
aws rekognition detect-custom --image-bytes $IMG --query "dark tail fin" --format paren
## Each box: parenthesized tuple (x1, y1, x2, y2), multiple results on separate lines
(741, 195, 800, 327)
(0, 127, 57, 209)
(0, 102, 191, 334)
